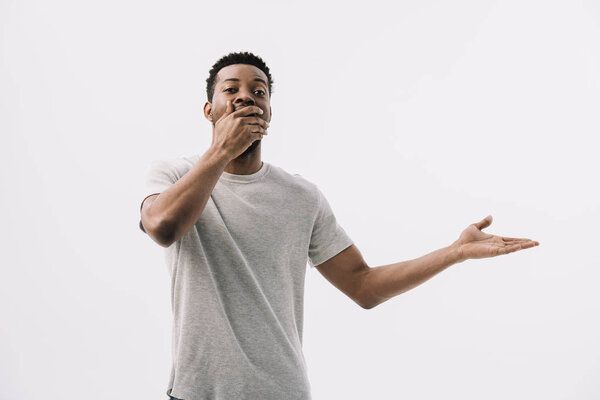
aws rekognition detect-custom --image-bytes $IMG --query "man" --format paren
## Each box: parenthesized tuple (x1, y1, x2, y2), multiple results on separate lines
(139, 51, 539, 400)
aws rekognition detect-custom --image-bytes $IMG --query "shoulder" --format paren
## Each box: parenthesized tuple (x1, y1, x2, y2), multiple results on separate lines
(146, 154, 200, 179)
(266, 163, 320, 203)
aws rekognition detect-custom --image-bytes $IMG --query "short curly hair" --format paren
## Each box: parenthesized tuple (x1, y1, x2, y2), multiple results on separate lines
(206, 51, 273, 103)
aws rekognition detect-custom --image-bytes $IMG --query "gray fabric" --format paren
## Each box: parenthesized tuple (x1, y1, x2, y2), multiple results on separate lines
(140, 155, 354, 400)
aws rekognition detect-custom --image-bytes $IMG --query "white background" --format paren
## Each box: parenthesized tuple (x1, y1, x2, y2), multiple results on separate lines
(2, 0, 599, 399)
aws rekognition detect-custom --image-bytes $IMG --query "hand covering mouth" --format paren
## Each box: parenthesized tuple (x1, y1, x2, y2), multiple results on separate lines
(235, 106, 260, 117)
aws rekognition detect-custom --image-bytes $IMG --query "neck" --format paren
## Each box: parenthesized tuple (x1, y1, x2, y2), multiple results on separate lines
(223, 143, 263, 175)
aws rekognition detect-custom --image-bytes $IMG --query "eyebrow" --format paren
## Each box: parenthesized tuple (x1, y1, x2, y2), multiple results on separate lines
(222, 78, 268, 86)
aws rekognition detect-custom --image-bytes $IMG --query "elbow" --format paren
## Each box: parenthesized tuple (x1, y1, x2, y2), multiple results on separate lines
(358, 295, 384, 310)
(357, 296, 377, 310)
(356, 270, 378, 310)
(355, 288, 375, 309)
(155, 236, 175, 248)
(153, 221, 177, 248)
(356, 268, 391, 310)
(142, 217, 177, 248)
(358, 301, 373, 310)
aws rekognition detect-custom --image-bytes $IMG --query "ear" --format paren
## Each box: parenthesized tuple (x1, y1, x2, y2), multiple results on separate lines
(203, 102, 213, 122)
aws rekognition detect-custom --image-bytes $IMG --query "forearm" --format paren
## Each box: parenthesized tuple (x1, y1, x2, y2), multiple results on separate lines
(363, 243, 464, 309)
(144, 145, 231, 246)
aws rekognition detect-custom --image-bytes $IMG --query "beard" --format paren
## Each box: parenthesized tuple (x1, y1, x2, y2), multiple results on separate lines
(236, 139, 261, 159)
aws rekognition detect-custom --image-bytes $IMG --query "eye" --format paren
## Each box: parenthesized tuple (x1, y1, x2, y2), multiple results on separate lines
(224, 87, 237, 93)
(254, 89, 266, 96)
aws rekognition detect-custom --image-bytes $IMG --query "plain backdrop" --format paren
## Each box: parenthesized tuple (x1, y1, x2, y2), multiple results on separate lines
(2, 0, 599, 399)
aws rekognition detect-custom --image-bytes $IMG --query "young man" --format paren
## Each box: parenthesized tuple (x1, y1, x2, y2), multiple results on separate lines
(139, 52, 539, 400)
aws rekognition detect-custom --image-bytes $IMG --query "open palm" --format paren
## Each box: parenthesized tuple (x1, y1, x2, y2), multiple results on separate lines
(453, 215, 539, 262)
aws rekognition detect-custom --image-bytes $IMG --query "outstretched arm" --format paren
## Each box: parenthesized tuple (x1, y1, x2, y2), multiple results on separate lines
(361, 215, 539, 309)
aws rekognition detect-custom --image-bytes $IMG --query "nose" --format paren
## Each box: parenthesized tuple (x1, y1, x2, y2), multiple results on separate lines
(234, 88, 255, 107)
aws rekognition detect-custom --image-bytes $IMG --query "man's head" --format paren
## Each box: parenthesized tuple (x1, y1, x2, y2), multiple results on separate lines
(203, 52, 273, 157)
(205, 52, 273, 103)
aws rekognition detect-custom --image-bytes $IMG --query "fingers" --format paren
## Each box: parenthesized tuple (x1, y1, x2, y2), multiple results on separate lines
(502, 236, 539, 245)
(497, 240, 539, 256)
(232, 105, 264, 117)
(495, 243, 521, 256)
(241, 116, 270, 129)
(508, 242, 535, 253)
(474, 215, 493, 230)
(250, 125, 268, 136)
(232, 106, 269, 134)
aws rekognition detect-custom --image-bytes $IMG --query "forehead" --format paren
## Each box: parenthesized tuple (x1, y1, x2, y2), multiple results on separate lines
(216, 64, 268, 85)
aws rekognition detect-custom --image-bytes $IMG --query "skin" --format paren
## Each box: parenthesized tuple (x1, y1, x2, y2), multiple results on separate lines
(203, 64, 272, 175)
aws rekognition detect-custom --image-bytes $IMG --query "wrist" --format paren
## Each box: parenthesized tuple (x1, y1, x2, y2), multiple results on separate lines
(206, 144, 233, 166)
(449, 242, 465, 264)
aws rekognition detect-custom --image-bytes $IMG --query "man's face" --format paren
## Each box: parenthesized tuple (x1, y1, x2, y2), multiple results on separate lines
(207, 63, 272, 126)
(205, 63, 272, 158)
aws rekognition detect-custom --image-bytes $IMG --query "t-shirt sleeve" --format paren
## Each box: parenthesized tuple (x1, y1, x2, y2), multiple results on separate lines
(138, 159, 178, 234)
(307, 187, 354, 268)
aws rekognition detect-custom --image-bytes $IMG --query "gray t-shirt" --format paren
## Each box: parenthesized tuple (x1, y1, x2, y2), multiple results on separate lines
(139, 155, 354, 400)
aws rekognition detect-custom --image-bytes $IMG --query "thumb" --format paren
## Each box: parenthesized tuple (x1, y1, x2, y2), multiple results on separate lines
(215, 100, 233, 123)
(225, 100, 233, 116)
(474, 215, 493, 230)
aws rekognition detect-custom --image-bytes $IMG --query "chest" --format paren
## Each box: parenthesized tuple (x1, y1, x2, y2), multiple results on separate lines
(198, 184, 316, 251)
